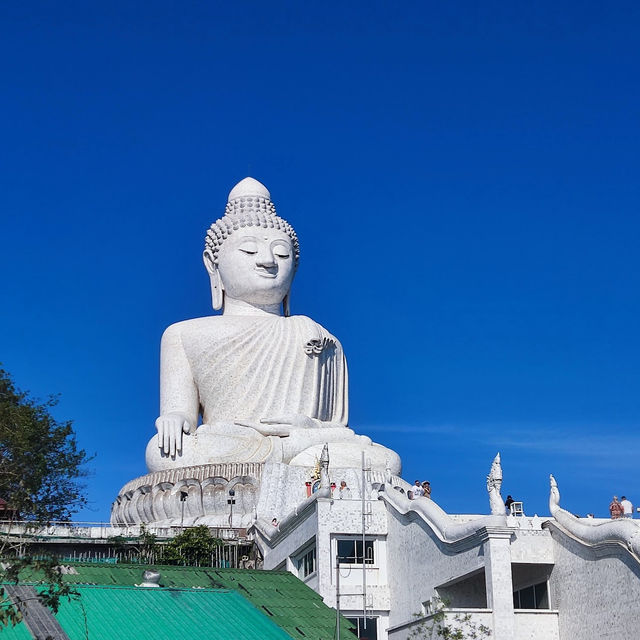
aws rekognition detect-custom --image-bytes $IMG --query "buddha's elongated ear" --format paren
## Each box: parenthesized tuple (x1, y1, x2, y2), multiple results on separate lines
(203, 250, 224, 311)
(283, 294, 291, 317)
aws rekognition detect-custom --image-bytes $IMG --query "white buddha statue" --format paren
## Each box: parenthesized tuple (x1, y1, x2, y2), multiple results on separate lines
(145, 177, 401, 475)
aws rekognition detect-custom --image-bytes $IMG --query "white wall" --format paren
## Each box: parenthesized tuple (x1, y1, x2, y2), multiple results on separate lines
(548, 524, 640, 640)
(388, 609, 493, 640)
(514, 611, 559, 640)
(385, 508, 487, 628)
(259, 506, 318, 571)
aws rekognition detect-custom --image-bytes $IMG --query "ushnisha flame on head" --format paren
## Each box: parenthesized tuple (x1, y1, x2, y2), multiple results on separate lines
(204, 177, 300, 267)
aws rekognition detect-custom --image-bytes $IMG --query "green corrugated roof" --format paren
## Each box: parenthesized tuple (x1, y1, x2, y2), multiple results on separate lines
(0, 616, 32, 640)
(200, 569, 355, 640)
(53, 586, 291, 640)
(14, 564, 357, 639)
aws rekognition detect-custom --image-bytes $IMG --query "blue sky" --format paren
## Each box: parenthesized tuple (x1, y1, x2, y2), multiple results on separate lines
(1, 2, 639, 521)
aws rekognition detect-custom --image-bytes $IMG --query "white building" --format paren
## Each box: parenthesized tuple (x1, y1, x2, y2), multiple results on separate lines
(251, 459, 640, 640)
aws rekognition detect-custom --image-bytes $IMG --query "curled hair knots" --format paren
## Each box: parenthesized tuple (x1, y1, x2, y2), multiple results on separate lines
(204, 196, 300, 267)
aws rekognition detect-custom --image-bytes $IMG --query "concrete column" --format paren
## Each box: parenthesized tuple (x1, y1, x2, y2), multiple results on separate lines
(483, 529, 515, 640)
(316, 499, 336, 606)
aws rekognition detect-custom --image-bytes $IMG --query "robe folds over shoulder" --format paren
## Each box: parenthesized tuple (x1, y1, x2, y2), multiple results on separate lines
(183, 315, 349, 427)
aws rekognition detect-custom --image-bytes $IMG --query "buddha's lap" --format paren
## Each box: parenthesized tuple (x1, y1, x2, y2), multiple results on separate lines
(145, 422, 400, 473)
(145, 422, 273, 471)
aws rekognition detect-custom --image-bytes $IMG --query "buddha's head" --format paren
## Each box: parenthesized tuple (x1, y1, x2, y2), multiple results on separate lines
(203, 178, 300, 314)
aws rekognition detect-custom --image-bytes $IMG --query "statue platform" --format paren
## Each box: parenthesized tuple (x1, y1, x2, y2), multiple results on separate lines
(111, 461, 387, 528)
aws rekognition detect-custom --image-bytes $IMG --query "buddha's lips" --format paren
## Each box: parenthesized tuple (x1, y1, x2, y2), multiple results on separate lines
(254, 268, 277, 278)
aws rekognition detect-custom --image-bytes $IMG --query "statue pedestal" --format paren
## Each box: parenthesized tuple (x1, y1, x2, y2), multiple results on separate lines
(111, 462, 316, 528)
(111, 461, 396, 528)
(111, 462, 265, 528)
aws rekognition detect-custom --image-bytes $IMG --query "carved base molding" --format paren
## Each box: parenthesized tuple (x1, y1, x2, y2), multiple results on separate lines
(111, 463, 264, 526)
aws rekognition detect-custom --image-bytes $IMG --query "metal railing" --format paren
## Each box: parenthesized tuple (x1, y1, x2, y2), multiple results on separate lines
(0, 521, 251, 541)
(0, 521, 259, 569)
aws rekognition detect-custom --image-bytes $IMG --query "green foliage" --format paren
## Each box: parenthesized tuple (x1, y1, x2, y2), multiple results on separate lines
(0, 556, 81, 630)
(408, 598, 492, 640)
(17, 558, 76, 613)
(0, 588, 22, 629)
(162, 525, 222, 566)
(105, 535, 129, 554)
(0, 368, 90, 631)
(133, 525, 159, 564)
(105, 526, 160, 564)
(0, 367, 90, 522)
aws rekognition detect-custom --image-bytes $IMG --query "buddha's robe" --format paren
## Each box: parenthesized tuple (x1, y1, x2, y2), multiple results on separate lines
(186, 315, 348, 427)
(146, 315, 351, 471)
(146, 314, 401, 474)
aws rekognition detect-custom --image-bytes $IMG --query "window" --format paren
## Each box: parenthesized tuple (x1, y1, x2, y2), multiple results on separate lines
(298, 546, 316, 577)
(513, 581, 549, 609)
(337, 539, 374, 564)
(345, 617, 378, 640)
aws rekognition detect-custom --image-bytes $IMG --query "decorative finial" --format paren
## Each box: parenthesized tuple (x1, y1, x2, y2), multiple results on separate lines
(228, 177, 271, 202)
(490, 452, 502, 481)
(487, 452, 504, 515)
(319, 443, 330, 488)
(549, 473, 560, 513)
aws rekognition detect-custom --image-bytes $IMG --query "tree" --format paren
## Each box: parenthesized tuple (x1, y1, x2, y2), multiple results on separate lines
(0, 367, 91, 630)
(0, 368, 89, 522)
(107, 525, 160, 564)
(408, 598, 492, 640)
(162, 526, 222, 566)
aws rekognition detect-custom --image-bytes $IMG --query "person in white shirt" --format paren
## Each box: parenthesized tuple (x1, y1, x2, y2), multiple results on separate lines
(620, 496, 633, 518)
(338, 480, 351, 500)
(413, 480, 424, 497)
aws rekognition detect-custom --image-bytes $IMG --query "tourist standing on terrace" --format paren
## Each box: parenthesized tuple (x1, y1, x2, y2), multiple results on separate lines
(620, 496, 633, 518)
(609, 496, 624, 519)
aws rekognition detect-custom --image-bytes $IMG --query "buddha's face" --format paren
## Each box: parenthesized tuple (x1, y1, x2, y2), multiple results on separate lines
(215, 227, 296, 306)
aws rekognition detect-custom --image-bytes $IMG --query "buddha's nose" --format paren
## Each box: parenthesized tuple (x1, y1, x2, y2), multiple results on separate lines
(256, 247, 276, 268)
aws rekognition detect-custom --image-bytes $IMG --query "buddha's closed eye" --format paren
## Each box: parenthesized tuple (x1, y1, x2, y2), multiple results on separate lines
(239, 242, 258, 254)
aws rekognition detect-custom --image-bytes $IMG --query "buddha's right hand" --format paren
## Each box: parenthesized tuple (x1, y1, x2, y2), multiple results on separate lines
(155, 412, 192, 457)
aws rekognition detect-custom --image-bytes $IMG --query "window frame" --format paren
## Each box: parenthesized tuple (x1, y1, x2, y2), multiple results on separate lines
(344, 616, 378, 640)
(513, 580, 550, 610)
(296, 544, 317, 579)
(336, 537, 375, 565)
